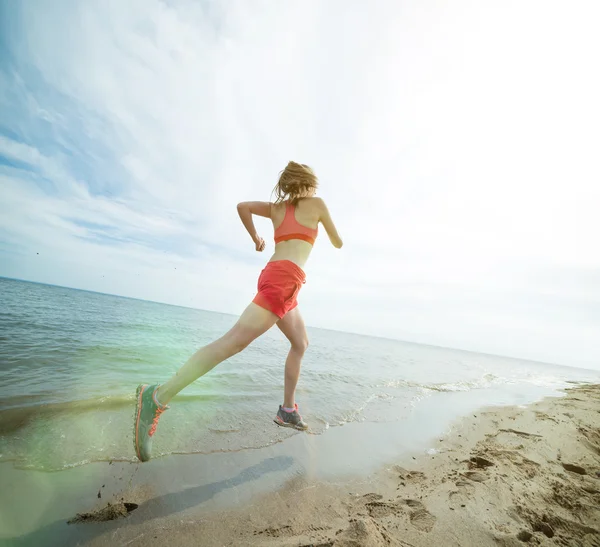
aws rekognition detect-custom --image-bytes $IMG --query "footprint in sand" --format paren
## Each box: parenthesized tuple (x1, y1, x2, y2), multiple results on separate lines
(492, 429, 542, 450)
(360, 493, 384, 503)
(393, 466, 426, 483)
(254, 525, 294, 537)
(256, 523, 331, 538)
(404, 499, 437, 533)
(534, 411, 559, 424)
(515, 505, 600, 545)
(361, 496, 437, 533)
(486, 449, 540, 479)
(449, 484, 474, 504)
(469, 455, 495, 469)
(451, 465, 480, 499)
(334, 518, 388, 547)
(462, 471, 489, 482)
(365, 500, 404, 518)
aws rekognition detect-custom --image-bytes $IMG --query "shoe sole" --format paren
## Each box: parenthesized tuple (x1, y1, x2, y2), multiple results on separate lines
(133, 384, 146, 461)
(274, 417, 308, 431)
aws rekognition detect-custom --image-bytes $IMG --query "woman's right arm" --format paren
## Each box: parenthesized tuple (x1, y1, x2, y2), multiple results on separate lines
(236, 201, 271, 251)
(316, 198, 343, 249)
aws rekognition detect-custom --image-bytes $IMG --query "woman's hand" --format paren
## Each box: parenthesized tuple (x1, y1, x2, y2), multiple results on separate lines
(254, 235, 266, 252)
(237, 202, 271, 251)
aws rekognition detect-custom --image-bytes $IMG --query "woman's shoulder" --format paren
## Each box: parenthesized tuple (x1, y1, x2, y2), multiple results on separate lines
(297, 197, 326, 209)
(273, 197, 326, 214)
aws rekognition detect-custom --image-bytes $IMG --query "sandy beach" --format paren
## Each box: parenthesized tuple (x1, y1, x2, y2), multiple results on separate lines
(4, 383, 598, 547)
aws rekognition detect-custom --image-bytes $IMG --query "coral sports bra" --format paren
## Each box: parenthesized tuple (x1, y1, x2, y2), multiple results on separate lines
(274, 203, 318, 245)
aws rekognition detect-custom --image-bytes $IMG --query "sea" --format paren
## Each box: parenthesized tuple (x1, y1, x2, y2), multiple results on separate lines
(1, 276, 599, 473)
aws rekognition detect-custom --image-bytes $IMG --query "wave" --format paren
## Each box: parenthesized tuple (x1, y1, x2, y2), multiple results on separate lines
(380, 372, 574, 393)
(380, 373, 501, 393)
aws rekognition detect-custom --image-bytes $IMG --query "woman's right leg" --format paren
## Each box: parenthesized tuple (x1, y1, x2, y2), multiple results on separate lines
(156, 302, 278, 405)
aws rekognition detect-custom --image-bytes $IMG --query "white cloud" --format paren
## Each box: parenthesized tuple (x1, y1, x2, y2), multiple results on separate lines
(1, 0, 599, 369)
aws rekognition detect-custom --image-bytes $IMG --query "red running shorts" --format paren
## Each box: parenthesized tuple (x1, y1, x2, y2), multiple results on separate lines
(252, 260, 306, 319)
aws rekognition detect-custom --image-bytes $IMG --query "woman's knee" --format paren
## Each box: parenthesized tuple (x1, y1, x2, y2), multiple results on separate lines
(292, 336, 309, 355)
(230, 332, 256, 355)
(218, 329, 255, 358)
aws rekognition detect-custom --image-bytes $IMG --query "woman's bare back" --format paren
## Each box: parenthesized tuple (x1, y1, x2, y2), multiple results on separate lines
(271, 198, 320, 232)
(269, 197, 342, 268)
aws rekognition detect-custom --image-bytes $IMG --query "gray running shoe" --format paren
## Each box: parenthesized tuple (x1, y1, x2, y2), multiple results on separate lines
(274, 404, 308, 431)
(133, 384, 168, 462)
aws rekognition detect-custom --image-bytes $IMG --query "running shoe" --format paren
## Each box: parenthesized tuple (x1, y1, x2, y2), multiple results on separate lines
(274, 404, 308, 431)
(133, 384, 168, 462)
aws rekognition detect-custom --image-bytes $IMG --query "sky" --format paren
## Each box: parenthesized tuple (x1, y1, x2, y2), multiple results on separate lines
(0, 1, 599, 370)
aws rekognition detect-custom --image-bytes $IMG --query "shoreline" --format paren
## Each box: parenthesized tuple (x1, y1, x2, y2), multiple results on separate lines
(2, 384, 599, 546)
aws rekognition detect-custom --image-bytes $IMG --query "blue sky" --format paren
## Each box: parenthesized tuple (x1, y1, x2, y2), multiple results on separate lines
(1, 1, 599, 369)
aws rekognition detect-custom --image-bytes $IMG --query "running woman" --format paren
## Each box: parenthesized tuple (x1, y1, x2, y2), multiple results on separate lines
(133, 161, 343, 462)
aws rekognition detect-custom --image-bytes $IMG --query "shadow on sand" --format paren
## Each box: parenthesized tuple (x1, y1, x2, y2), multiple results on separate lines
(8, 455, 294, 547)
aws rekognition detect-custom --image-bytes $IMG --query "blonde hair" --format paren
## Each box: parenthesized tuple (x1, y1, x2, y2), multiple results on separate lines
(272, 161, 318, 206)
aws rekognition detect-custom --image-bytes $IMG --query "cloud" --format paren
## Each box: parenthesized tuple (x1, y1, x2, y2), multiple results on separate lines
(1, 0, 599, 369)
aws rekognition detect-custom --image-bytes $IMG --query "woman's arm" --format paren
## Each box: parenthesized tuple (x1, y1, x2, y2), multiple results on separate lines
(236, 201, 271, 251)
(315, 198, 343, 249)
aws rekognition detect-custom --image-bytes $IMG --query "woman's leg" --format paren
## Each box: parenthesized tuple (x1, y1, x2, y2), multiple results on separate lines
(276, 307, 309, 408)
(156, 303, 278, 405)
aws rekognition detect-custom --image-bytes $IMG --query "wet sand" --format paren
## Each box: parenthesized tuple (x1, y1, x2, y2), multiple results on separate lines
(3, 384, 599, 546)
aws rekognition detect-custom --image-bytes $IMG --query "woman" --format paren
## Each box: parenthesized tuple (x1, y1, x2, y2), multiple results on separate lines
(133, 161, 343, 462)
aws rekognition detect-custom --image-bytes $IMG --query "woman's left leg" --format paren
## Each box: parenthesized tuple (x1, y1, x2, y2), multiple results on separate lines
(276, 307, 309, 409)
(157, 302, 279, 404)
(134, 302, 278, 461)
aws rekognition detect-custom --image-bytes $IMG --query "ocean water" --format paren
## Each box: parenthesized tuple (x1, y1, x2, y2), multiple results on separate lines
(1, 277, 598, 472)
